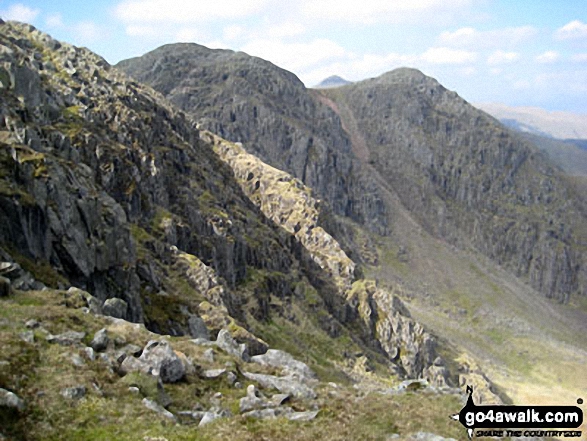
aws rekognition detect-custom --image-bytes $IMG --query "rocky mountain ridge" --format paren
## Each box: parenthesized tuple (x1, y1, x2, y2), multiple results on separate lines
(0, 21, 484, 440)
(119, 50, 587, 304)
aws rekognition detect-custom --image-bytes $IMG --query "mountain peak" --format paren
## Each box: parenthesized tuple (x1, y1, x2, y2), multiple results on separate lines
(314, 75, 352, 89)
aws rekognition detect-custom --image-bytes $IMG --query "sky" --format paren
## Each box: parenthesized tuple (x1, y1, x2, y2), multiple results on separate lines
(1, 0, 587, 113)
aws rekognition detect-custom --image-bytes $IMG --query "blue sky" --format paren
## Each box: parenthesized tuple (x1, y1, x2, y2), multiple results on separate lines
(2, 0, 587, 113)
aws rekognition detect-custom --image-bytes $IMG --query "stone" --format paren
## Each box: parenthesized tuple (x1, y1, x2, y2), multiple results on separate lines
(0, 388, 25, 411)
(138, 340, 185, 383)
(285, 410, 319, 422)
(142, 398, 176, 421)
(103, 298, 128, 319)
(66, 287, 102, 314)
(187, 315, 210, 340)
(70, 353, 85, 367)
(251, 349, 316, 381)
(198, 411, 222, 427)
(19, 331, 34, 343)
(46, 331, 86, 346)
(83, 347, 95, 361)
(90, 328, 110, 352)
(239, 384, 265, 413)
(203, 348, 215, 363)
(242, 372, 316, 400)
(226, 371, 237, 385)
(269, 393, 290, 406)
(202, 368, 226, 379)
(0, 276, 11, 297)
(25, 319, 40, 329)
(61, 386, 86, 400)
(215, 329, 249, 361)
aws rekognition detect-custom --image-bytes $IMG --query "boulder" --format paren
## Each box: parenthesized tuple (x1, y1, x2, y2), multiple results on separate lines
(239, 384, 265, 413)
(61, 386, 86, 400)
(0, 388, 25, 411)
(138, 340, 185, 383)
(242, 371, 316, 400)
(251, 349, 316, 381)
(142, 398, 176, 421)
(103, 298, 128, 319)
(46, 331, 86, 346)
(90, 328, 110, 352)
(215, 329, 249, 361)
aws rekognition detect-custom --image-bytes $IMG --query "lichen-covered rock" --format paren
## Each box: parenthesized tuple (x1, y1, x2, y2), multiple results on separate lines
(215, 329, 249, 362)
(242, 371, 316, 400)
(90, 328, 110, 352)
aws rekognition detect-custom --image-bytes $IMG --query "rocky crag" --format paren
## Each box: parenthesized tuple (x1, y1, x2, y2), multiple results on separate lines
(119, 50, 586, 304)
(0, 21, 480, 440)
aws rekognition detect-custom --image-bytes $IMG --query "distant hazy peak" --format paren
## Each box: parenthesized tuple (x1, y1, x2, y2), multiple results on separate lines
(314, 75, 352, 88)
(476, 102, 587, 140)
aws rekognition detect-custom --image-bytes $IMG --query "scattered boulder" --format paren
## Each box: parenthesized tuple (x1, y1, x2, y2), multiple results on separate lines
(66, 287, 103, 315)
(138, 340, 185, 383)
(215, 329, 250, 361)
(19, 330, 34, 343)
(103, 298, 128, 319)
(0, 388, 25, 411)
(239, 384, 265, 413)
(90, 328, 110, 352)
(46, 331, 86, 346)
(142, 398, 176, 421)
(242, 372, 316, 400)
(25, 319, 40, 329)
(203, 348, 215, 363)
(202, 368, 226, 379)
(198, 411, 222, 427)
(286, 410, 319, 422)
(251, 349, 316, 381)
(61, 386, 86, 400)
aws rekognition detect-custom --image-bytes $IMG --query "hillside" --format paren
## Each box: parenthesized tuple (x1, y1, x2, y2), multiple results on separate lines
(118, 46, 587, 425)
(0, 21, 481, 440)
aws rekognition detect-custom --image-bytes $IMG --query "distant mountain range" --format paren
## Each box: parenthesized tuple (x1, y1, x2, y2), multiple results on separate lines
(314, 75, 352, 89)
(476, 102, 587, 140)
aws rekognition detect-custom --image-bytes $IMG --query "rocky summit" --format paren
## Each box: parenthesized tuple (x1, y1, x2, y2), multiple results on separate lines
(0, 19, 586, 441)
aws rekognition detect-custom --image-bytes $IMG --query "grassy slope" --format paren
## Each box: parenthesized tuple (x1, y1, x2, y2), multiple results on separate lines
(0, 289, 467, 441)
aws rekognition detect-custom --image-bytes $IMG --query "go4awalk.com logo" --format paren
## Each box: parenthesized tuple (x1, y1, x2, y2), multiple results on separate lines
(451, 386, 584, 439)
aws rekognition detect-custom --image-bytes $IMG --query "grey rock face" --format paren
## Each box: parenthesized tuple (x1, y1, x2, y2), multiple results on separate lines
(187, 315, 210, 340)
(0, 388, 25, 411)
(102, 298, 128, 320)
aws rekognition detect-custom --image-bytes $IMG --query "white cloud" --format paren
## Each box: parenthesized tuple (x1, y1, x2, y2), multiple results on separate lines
(572, 53, 587, 62)
(555, 20, 587, 41)
(223, 25, 244, 41)
(72, 21, 104, 43)
(513, 79, 531, 90)
(241, 38, 348, 72)
(490, 68, 502, 75)
(267, 22, 305, 39)
(45, 13, 63, 28)
(438, 25, 537, 48)
(420, 47, 477, 64)
(1, 3, 40, 22)
(125, 25, 161, 37)
(487, 50, 519, 65)
(175, 28, 209, 42)
(535, 51, 559, 64)
(115, 0, 270, 23)
(300, 0, 471, 24)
